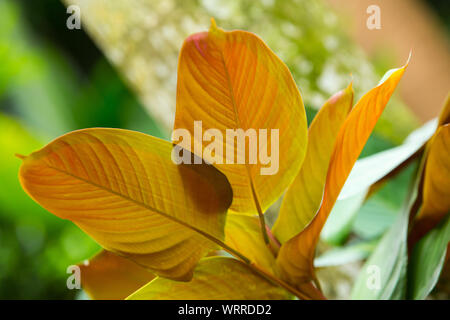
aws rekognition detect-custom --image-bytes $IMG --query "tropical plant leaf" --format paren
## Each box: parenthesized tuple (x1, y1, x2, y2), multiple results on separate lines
(172, 20, 308, 227)
(364, 121, 436, 199)
(276, 61, 409, 286)
(351, 201, 410, 300)
(411, 124, 450, 241)
(273, 84, 353, 243)
(127, 257, 291, 300)
(225, 214, 277, 273)
(18, 128, 233, 281)
(314, 240, 377, 268)
(408, 216, 450, 299)
(79, 250, 155, 300)
(321, 191, 368, 245)
(322, 120, 436, 244)
(351, 157, 420, 300)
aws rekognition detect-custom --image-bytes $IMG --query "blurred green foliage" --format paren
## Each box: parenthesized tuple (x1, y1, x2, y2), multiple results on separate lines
(0, 0, 164, 299)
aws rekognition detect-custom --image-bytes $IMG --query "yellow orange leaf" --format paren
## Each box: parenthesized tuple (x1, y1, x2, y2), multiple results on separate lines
(173, 20, 308, 224)
(411, 124, 450, 240)
(225, 214, 277, 273)
(273, 84, 353, 243)
(127, 257, 291, 300)
(79, 250, 155, 300)
(276, 62, 408, 285)
(18, 128, 232, 281)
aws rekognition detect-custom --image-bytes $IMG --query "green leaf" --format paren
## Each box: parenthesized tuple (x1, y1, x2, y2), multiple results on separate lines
(321, 191, 367, 245)
(351, 199, 411, 299)
(314, 241, 376, 268)
(408, 216, 450, 299)
(351, 159, 419, 300)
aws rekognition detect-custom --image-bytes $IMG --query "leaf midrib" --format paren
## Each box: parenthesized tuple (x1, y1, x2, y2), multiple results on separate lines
(46, 162, 232, 252)
(218, 50, 267, 242)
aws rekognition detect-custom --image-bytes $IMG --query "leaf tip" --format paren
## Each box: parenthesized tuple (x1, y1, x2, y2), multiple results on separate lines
(405, 50, 412, 68)
(15, 153, 26, 161)
(209, 17, 225, 39)
(210, 17, 218, 32)
(346, 80, 353, 93)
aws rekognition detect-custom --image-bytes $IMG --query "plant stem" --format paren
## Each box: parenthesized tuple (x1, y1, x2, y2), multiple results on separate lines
(221, 245, 322, 300)
(218, 50, 270, 246)
(313, 276, 323, 293)
(250, 263, 311, 300)
(247, 171, 270, 245)
(257, 209, 270, 245)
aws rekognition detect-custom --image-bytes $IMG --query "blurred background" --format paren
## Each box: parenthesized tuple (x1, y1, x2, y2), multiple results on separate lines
(0, 0, 448, 299)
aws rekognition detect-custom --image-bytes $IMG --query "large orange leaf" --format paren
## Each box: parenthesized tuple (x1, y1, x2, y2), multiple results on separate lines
(127, 257, 291, 300)
(79, 250, 155, 300)
(276, 62, 408, 285)
(411, 124, 450, 240)
(18, 128, 232, 281)
(272, 84, 354, 243)
(173, 20, 307, 230)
